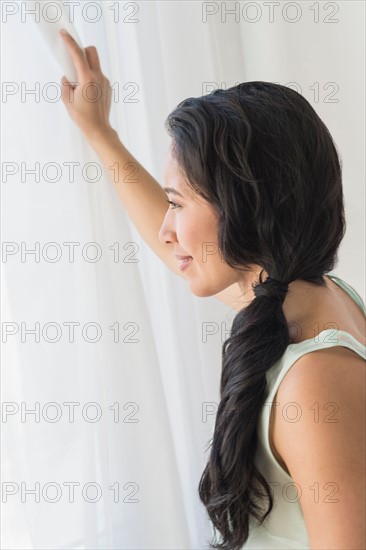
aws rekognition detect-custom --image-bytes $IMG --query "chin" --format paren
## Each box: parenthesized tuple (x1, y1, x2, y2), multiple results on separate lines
(188, 281, 220, 298)
(190, 289, 212, 298)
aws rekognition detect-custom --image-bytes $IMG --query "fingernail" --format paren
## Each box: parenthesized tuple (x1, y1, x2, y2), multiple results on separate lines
(60, 29, 68, 35)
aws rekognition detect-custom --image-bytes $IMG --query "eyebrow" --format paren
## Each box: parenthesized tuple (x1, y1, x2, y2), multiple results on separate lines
(163, 187, 184, 198)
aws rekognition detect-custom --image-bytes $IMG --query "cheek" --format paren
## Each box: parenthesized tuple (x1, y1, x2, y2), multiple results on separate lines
(177, 218, 199, 250)
(178, 208, 220, 262)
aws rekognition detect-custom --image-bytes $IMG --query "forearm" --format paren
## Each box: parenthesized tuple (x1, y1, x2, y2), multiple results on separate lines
(87, 127, 183, 277)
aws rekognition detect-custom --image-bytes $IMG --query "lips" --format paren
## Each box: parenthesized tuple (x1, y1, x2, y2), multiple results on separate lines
(179, 257, 193, 272)
(174, 254, 193, 261)
(174, 253, 193, 272)
(174, 254, 192, 260)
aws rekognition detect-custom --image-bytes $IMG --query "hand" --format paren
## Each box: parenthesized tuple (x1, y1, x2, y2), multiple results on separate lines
(60, 29, 112, 141)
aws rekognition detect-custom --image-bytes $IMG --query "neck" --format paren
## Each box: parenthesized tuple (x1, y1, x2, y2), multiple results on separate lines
(236, 271, 331, 340)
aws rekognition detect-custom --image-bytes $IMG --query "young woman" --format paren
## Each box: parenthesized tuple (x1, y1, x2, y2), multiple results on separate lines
(60, 30, 366, 550)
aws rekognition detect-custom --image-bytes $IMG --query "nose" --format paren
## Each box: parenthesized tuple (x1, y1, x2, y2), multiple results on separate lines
(158, 211, 177, 245)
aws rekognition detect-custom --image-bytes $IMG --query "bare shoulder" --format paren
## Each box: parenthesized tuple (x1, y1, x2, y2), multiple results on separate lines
(277, 345, 365, 400)
(271, 346, 365, 548)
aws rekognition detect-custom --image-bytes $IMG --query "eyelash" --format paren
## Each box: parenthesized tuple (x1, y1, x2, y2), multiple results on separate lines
(166, 199, 181, 209)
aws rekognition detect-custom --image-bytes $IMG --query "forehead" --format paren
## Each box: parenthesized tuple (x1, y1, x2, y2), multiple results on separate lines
(163, 147, 184, 179)
(162, 146, 214, 209)
(163, 148, 194, 196)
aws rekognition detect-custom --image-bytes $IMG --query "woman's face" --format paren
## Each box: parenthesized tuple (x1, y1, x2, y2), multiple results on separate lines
(158, 147, 243, 297)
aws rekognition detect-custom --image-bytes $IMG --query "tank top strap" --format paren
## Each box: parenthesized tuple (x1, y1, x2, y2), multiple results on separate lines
(267, 331, 366, 405)
(327, 273, 366, 316)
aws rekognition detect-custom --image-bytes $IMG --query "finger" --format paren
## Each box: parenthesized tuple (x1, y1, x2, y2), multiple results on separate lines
(61, 75, 74, 87)
(61, 75, 75, 103)
(85, 46, 101, 73)
(60, 29, 89, 78)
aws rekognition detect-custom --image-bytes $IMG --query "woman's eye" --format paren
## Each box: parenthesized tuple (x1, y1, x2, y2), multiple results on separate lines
(166, 199, 181, 209)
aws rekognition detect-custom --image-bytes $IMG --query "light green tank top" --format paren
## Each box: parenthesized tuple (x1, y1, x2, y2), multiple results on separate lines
(211, 274, 366, 549)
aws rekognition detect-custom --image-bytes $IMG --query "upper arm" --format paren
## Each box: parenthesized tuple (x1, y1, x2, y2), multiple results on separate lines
(272, 348, 366, 549)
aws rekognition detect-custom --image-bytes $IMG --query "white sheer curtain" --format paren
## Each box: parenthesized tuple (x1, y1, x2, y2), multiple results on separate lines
(2, 1, 365, 549)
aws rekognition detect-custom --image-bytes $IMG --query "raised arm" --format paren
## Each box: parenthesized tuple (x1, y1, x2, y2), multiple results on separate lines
(59, 30, 242, 310)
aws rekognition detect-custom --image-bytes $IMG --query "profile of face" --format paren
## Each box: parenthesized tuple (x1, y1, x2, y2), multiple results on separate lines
(158, 147, 244, 297)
